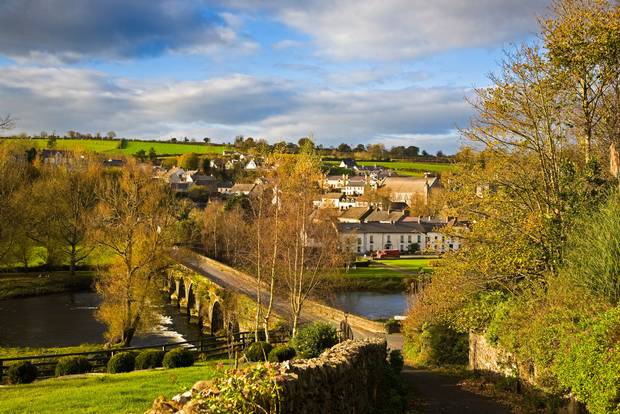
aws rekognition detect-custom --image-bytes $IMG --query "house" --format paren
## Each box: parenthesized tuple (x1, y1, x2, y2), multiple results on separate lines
(190, 174, 218, 193)
(343, 176, 366, 196)
(230, 183, 256, 196)
(245, 159, 258, 170)
(388, 201, 409, 212)
(337, 207, 373, 223)
(339, 158, 358, 169)
(338, 218, 465, 255)
(324, 175, 347, 190)
(40, 149, 69, 165)
(217, 181, 233, 194)
(315, 192, 344, 208)
(382, 174, 441, 204)
(165, 167, 186, 184)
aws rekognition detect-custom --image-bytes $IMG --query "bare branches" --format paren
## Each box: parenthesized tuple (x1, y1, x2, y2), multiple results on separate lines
(0, 114, 14, 130)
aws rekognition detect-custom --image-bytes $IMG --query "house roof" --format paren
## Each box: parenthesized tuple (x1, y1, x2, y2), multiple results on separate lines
(347, 176, 366, 186)
(337, 221, 438, 234)
(338, 207, 372, 221)
(340, 158, 357, 168)
(383, 176, 439, 194)
(230, 183, 256, 193)
(388, 201, 409, 212)
(365, 210, 405, 223)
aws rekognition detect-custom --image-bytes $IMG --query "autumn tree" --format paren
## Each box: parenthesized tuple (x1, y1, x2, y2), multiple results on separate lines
(93, 161, 177, 346)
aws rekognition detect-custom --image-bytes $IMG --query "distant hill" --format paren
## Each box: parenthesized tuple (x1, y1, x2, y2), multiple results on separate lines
(5, 138, 229, 156)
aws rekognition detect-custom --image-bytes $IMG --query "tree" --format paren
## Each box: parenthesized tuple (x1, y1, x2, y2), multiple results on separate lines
(177, 152, 200, 170)
(93, 162, 177, 346)
(298, 137, 315, 150)
(203, 137, 211, 144)
(0, 114, 15, 130)
(367, 143, 385, 160)
(337, 143, 352, 153)
(354, 144, 366, 152)
(133, 149, 147, 162)
(148, 147, 157, 163)
(106, 131, 116, 140)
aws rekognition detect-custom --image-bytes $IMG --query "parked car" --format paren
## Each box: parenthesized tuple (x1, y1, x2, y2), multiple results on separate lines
(374, 249, 400, 259)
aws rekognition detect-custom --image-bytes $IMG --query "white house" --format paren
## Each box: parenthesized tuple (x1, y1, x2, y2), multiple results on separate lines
(343, 176, 366, 196)
(245, 159, 258, 170)
(338, 218, 465, 255)
(382, 174, 442, 204)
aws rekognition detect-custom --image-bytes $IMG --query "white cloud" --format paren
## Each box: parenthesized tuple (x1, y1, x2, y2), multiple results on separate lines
(229, 0, 548, 60)
(0, 66, 471, 152)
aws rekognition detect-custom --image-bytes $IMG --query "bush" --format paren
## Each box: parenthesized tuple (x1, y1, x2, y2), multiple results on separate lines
(7, 361, 38, 384)
(163, 348, 194, 369)
(404, 323, 468, 366)
(107, 351, 137, 374)
(55, 356, 92, 377)
(384, 318, 401, 334)
(244, 341, 273, 362)
(291, 322, 339, 358)
(267, 345, 296, 362)
(135, 350, 165, 370)
(388, 349, 404, 374)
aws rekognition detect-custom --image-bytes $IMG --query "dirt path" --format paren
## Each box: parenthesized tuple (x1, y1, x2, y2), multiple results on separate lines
(402, 366, 511, 414)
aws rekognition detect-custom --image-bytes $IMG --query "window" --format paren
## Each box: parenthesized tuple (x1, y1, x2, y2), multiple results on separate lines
(357, 238, 362, 245)
(417, 235, 421, 243)
(369, 235, 374, 243)
(408, 235, 412, 243)
(387, 235, 391, 242)
(357, 246, 361, 253)
(400, 235, 404, 243)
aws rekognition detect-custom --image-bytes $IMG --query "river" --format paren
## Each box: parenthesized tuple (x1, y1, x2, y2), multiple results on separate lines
(0, 290, 409, 348)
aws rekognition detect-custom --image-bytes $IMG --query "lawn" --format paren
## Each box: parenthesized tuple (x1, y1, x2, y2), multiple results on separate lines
(376, 258, 438, 272)
(0, 344, 104, 359)
(0, 271, 94, 300)
(0, 360, 227, 414)
(338, 266, 407, 279)
(6, 138, 228, 156)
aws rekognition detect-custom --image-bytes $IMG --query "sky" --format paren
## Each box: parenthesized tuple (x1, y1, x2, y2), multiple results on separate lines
(0, 0, 550, 153)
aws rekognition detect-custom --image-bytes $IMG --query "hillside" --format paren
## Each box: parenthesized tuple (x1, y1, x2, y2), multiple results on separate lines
(5, 138, 229, 156)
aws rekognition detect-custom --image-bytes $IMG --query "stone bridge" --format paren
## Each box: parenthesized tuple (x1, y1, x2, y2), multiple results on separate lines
(167, 248, 386, 339)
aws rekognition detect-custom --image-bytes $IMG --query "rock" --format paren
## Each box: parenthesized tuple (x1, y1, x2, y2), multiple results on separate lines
(171, 391, 192, 405)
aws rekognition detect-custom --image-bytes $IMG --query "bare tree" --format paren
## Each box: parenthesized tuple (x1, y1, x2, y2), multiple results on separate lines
(0, 114, 14, 130)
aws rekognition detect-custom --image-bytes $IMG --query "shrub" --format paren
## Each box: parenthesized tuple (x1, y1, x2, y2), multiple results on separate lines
(267, 345, 296, 362)
(291, 322, 339, 358)
(163, 348, 194, 369)
(388, 349, 404, 374)
(107, 351, 137, 373)
(384, 318, 401, 334)
(404, 323, 468, 366)
(55, 356, 92, 376)
(7, 361, 38, 384)
(135, 350, 165, 370)
(244, 341, 273, 362)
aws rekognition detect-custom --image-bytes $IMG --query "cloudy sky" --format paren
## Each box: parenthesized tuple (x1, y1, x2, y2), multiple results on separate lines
(0, 0, 549, 153)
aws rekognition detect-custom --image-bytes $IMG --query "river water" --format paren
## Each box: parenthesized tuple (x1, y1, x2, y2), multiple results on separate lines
(0, 290, 409, 348)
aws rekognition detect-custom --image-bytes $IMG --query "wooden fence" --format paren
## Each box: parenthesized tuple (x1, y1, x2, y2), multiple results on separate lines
(0, 330, 287, 383)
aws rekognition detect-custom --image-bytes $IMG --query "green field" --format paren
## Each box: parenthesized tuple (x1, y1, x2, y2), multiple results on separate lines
(338, 258, 438, 279)
(376, 258, 438, 272)
(357, 161, 453, 176)
(6, 138, 228, 156)
(0, 344, 104, 359)
(0, 360, 227, 414)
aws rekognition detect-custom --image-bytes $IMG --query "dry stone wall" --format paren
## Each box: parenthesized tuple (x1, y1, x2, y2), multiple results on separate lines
(146, 338, 390, 414)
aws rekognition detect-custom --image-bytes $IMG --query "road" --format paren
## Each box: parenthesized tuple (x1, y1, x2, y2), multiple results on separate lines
(171, 248, 386, 339)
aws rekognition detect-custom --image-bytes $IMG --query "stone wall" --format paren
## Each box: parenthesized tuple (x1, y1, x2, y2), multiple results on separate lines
(469, 333, 517, 377)
(277, 338, 388, 414)
(147, 338, 391, 414)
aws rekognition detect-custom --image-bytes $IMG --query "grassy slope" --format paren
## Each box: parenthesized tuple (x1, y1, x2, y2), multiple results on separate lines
(0, 361, 227, 414)
(357, 161, 453, 176)
(0, 344, 104, 359)
(376, 258, 437, 272)
(0, 271, 94, 300)
(7, 138, 228, 156)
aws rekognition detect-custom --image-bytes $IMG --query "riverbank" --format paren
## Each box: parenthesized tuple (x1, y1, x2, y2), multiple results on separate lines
(0, 271, 94, 300)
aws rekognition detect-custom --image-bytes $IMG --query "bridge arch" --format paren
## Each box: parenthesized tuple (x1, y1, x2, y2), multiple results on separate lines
(210, 300, 224, 335)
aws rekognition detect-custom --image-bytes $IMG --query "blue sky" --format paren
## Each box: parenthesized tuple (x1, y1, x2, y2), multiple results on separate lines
(0, 0, 549, 153)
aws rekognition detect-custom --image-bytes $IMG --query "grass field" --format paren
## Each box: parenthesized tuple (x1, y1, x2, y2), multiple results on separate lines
(0, 360, 227, 414)
(0, 271, 94, 300)
(357, 161, 453, 176)
(376, 258, 438, 272)
(6, 138, 228, 156)
(0, 344, 104, 359)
